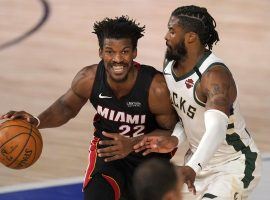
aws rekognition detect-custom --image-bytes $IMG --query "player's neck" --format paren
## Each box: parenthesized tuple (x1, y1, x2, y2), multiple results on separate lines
(107, 67, 138, 99)
(174, 47, 206, 77)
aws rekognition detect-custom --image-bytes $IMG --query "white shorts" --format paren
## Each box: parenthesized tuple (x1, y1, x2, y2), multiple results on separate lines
(182, 141, 262, 200)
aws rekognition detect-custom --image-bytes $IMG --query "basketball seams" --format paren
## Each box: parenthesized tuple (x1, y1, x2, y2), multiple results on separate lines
(0, 132, 31, 149)
(28, 134, 39, 166)
(6, 125, 33, 168)
(0, 124, 42, 141)
(0, 133, 41, 169)
(14, 134, 38, 169)
(0, 120, 43, 169)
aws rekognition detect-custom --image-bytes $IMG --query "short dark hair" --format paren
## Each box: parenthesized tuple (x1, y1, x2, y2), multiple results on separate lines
(133, 159, 178, 200)
(171, 5, 219, 50)
(92, 15, 145, 49)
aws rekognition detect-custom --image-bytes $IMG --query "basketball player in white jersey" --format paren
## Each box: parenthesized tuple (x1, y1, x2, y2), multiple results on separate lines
(134, 5, 261, 200)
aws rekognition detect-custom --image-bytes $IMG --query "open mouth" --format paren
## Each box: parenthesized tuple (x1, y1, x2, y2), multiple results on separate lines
(112, 65, 126, 74)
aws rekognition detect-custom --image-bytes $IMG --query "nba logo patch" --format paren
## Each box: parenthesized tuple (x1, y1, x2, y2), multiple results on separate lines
(185, 79, 194, 89)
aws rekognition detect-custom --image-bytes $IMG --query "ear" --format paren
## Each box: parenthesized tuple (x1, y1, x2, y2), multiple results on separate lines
(185, 32, 198, 44)
(133, 48, 137, 59)
(99, 48, 102, 59)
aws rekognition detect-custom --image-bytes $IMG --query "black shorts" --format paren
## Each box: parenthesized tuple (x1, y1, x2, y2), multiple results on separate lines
(83, 137, 172, 200)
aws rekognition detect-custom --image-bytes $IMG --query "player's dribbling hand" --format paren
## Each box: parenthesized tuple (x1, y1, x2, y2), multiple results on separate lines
(177, 166, 196, 195)
(133, 135, 178, 155)
(0, 111, 38, 126)
(97, 132, 134, 162)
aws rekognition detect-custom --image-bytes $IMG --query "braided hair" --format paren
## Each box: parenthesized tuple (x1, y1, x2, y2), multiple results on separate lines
(171, 5, 219, 50)
(93, 15, 145, 50)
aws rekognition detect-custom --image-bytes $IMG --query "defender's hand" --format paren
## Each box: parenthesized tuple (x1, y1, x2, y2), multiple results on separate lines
(133, 135, 178, 156)
(0, 111, 39, 126)
(97, 132, 134, 162)
(177, 166, 196, 195)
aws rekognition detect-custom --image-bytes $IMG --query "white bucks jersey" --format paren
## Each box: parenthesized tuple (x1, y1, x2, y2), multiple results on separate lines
(164, 51, 257, 165)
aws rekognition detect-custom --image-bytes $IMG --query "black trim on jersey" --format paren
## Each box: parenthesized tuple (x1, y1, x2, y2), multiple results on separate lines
(193, 80, 205, 107)
(245, 128, 251, 138)
(227, 123, 234, 129)
(229, 106, 234, 115)
(90, 60, 106, 104)
(202, 193, 217, 199)
(163, 58, 170, 70)
(194, 66, 202, 79)
(227, 106, 235, 130)
(196, 50, 212, 69)
(226, 133, 258, 188)
(225, 108, 257, 189)
(163, 60, 175, 76)
(171, 50, 211, 82)
(204, 62, 229, 73)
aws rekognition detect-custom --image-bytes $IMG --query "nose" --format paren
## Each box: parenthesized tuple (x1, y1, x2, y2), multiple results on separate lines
(112, 53, 123, 63)
(164, 31, 169, 41)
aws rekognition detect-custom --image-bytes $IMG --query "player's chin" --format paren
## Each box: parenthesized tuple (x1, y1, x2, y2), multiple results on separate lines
(111, 74, 128, 83)
(109, 70, 129, 82)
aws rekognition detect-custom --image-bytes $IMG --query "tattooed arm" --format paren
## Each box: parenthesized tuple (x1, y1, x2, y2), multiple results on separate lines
(200, 65, 237, 116)
(36, 65, 97, 128)
(1, 65, 98, 128)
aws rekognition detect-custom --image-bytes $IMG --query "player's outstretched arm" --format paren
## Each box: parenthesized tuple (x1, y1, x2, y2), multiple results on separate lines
(0, 65, 97, 129)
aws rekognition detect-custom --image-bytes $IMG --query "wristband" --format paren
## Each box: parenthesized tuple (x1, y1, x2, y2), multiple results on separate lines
(33, 116, 40, 128)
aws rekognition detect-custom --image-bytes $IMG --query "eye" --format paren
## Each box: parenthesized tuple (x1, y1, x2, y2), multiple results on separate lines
(169, 30, 175, 35)
(122, 50, 129, 54)
(105, 50, 113, 55)
(168, 28, 175, 35)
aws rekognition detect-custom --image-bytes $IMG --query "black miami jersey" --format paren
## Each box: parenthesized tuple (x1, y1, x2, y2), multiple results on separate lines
(90, 61, 159, 140)
(83, 61, 171, 199)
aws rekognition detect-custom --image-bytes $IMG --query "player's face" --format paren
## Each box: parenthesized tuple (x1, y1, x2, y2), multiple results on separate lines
(164, 16, 187, 62)
(100, 38, 137, 83)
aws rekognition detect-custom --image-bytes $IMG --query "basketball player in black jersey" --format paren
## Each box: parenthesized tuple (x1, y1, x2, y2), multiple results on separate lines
(1, 16, 177, 200)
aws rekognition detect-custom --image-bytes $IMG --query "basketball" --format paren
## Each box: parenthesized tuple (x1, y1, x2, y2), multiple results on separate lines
(0, 119, 43, 169)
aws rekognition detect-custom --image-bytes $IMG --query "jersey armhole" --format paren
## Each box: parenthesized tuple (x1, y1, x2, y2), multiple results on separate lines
(193, 79, 206, 107)
(89, 62, 101, 105)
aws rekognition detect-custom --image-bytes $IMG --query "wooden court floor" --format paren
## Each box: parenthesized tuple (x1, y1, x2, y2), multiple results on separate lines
(0, 0, 270, 194)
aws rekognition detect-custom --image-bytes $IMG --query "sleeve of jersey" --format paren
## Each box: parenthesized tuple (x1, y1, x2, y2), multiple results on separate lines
(171, 121, 187, 147)
(186, 109, 228, 173)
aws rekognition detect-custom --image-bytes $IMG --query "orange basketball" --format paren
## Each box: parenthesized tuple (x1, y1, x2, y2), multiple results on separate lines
(0, 119, 43, 169)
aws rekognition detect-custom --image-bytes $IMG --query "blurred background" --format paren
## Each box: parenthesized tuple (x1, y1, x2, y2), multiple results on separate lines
(0, 0, 269, 198)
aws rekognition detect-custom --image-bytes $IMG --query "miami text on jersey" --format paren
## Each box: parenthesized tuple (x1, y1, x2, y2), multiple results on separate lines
(97, 105, 146, 124)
